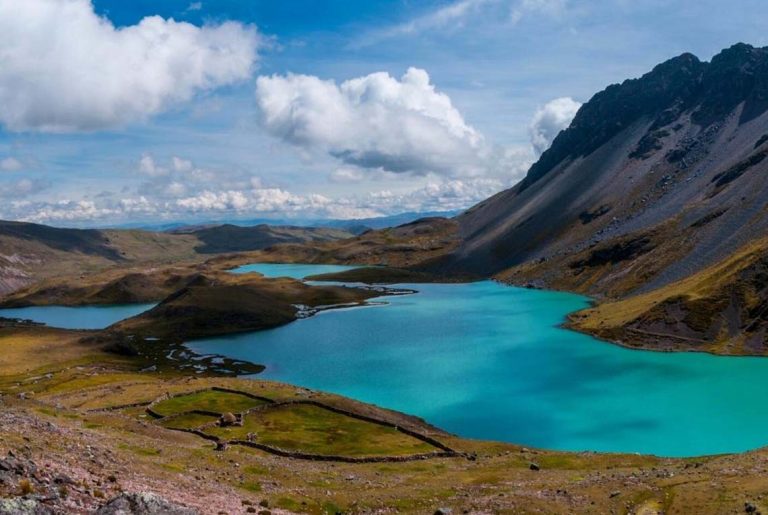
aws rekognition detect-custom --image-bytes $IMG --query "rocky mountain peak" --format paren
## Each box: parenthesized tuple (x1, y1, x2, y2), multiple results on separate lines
(697, 43, 768, 125)
(520, 43, 768, 191)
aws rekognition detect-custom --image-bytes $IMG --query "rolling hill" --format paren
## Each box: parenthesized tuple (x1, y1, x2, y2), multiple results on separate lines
(0, 221, 352, 296)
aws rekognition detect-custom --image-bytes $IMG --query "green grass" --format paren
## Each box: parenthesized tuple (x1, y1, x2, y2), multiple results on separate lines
(151, 390, 266, 417)
(240, 481, 262, 493)
(276, 497, 303, 512)
(205, 404, 438, 457)
(158, 412, 218, 430)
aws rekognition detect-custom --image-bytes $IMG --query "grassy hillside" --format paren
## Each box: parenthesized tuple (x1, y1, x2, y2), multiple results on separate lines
(0, 265, 203, 307)
(174, 224, 353, 254)
(570, 236, 768, 354)
(0, 223, 201, 295)
(214, 217, 469, 278)
(0, 221, 353, 297)
(111, 271, 380, 341)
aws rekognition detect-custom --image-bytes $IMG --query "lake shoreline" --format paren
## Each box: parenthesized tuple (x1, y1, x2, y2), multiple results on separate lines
(7, 261, 768, 457)
(6, 264, 768, 512)
(186, 263, 768, 458)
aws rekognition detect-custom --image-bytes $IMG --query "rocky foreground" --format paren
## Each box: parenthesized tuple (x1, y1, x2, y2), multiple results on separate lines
(0, 408, 279, 514)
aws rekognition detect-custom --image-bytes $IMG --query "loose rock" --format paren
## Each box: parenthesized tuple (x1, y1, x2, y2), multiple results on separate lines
(96, 492, 199, 515)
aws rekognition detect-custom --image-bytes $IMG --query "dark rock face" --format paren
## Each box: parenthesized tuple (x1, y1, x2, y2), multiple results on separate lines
(96, 492, 199, 515)
(436, 42, 768, 353)
(521, 52, 704, 192)
(569, 237, 655, 269)
(521, 44, 768, 193)
(699, 43, 768, 126)
(711, 150, 768, 190)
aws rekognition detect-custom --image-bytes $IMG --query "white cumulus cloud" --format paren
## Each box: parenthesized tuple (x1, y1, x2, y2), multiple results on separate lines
(138, 155, 166, 177)
(3, 174, 513, 225)
(366, 178, 507, 213)
(0, 0, 262, 132)
(529, 96, 581, 155)
(172, 157, 194, 173)
(255, 67, 488, 178)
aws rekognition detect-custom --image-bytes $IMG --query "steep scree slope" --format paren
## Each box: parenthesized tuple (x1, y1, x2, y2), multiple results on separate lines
(448, 43, 768, 298)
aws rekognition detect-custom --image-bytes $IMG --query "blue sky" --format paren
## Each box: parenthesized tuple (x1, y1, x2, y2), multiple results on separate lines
(1, 0, 767, 226)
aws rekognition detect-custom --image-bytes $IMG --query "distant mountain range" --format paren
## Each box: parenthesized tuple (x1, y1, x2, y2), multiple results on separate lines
(0, 221, 353, 295)
(0, 210, 457, 295)
(106, 211, 460, 234)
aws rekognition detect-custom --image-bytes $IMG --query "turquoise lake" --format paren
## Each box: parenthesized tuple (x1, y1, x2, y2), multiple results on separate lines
(231, 262, 361, 277)
(188, 263, 768, 457)
(0, 304, 155, 330)
(10, 262, 762, 457)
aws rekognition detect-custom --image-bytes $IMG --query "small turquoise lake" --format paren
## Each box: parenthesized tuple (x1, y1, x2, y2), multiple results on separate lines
(232, 263, 360, 277)
(0, 304, 154, 330)
(188, 263, 768, 457)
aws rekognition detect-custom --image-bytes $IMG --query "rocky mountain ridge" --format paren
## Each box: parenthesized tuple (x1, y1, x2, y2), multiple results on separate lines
(440, 42, 768, 352)
(451, 43, 768, 284)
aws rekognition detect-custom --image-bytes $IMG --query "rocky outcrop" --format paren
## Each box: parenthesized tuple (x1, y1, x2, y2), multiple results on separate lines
(0, 498, 51, 515)
(95, 492, 199, 515)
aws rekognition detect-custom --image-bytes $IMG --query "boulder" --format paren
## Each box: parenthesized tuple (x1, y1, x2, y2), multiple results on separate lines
(219, 413, 238, 427)
(0, 498, 52, 515)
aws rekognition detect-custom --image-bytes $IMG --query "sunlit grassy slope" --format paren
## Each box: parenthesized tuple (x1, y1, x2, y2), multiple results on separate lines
(570, 236, 768, 354)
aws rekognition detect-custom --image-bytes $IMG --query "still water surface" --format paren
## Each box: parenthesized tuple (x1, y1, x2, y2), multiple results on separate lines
(9, 263, 762, 457)
(191, 263, 768, 457)
(0, 304, 155, 330)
